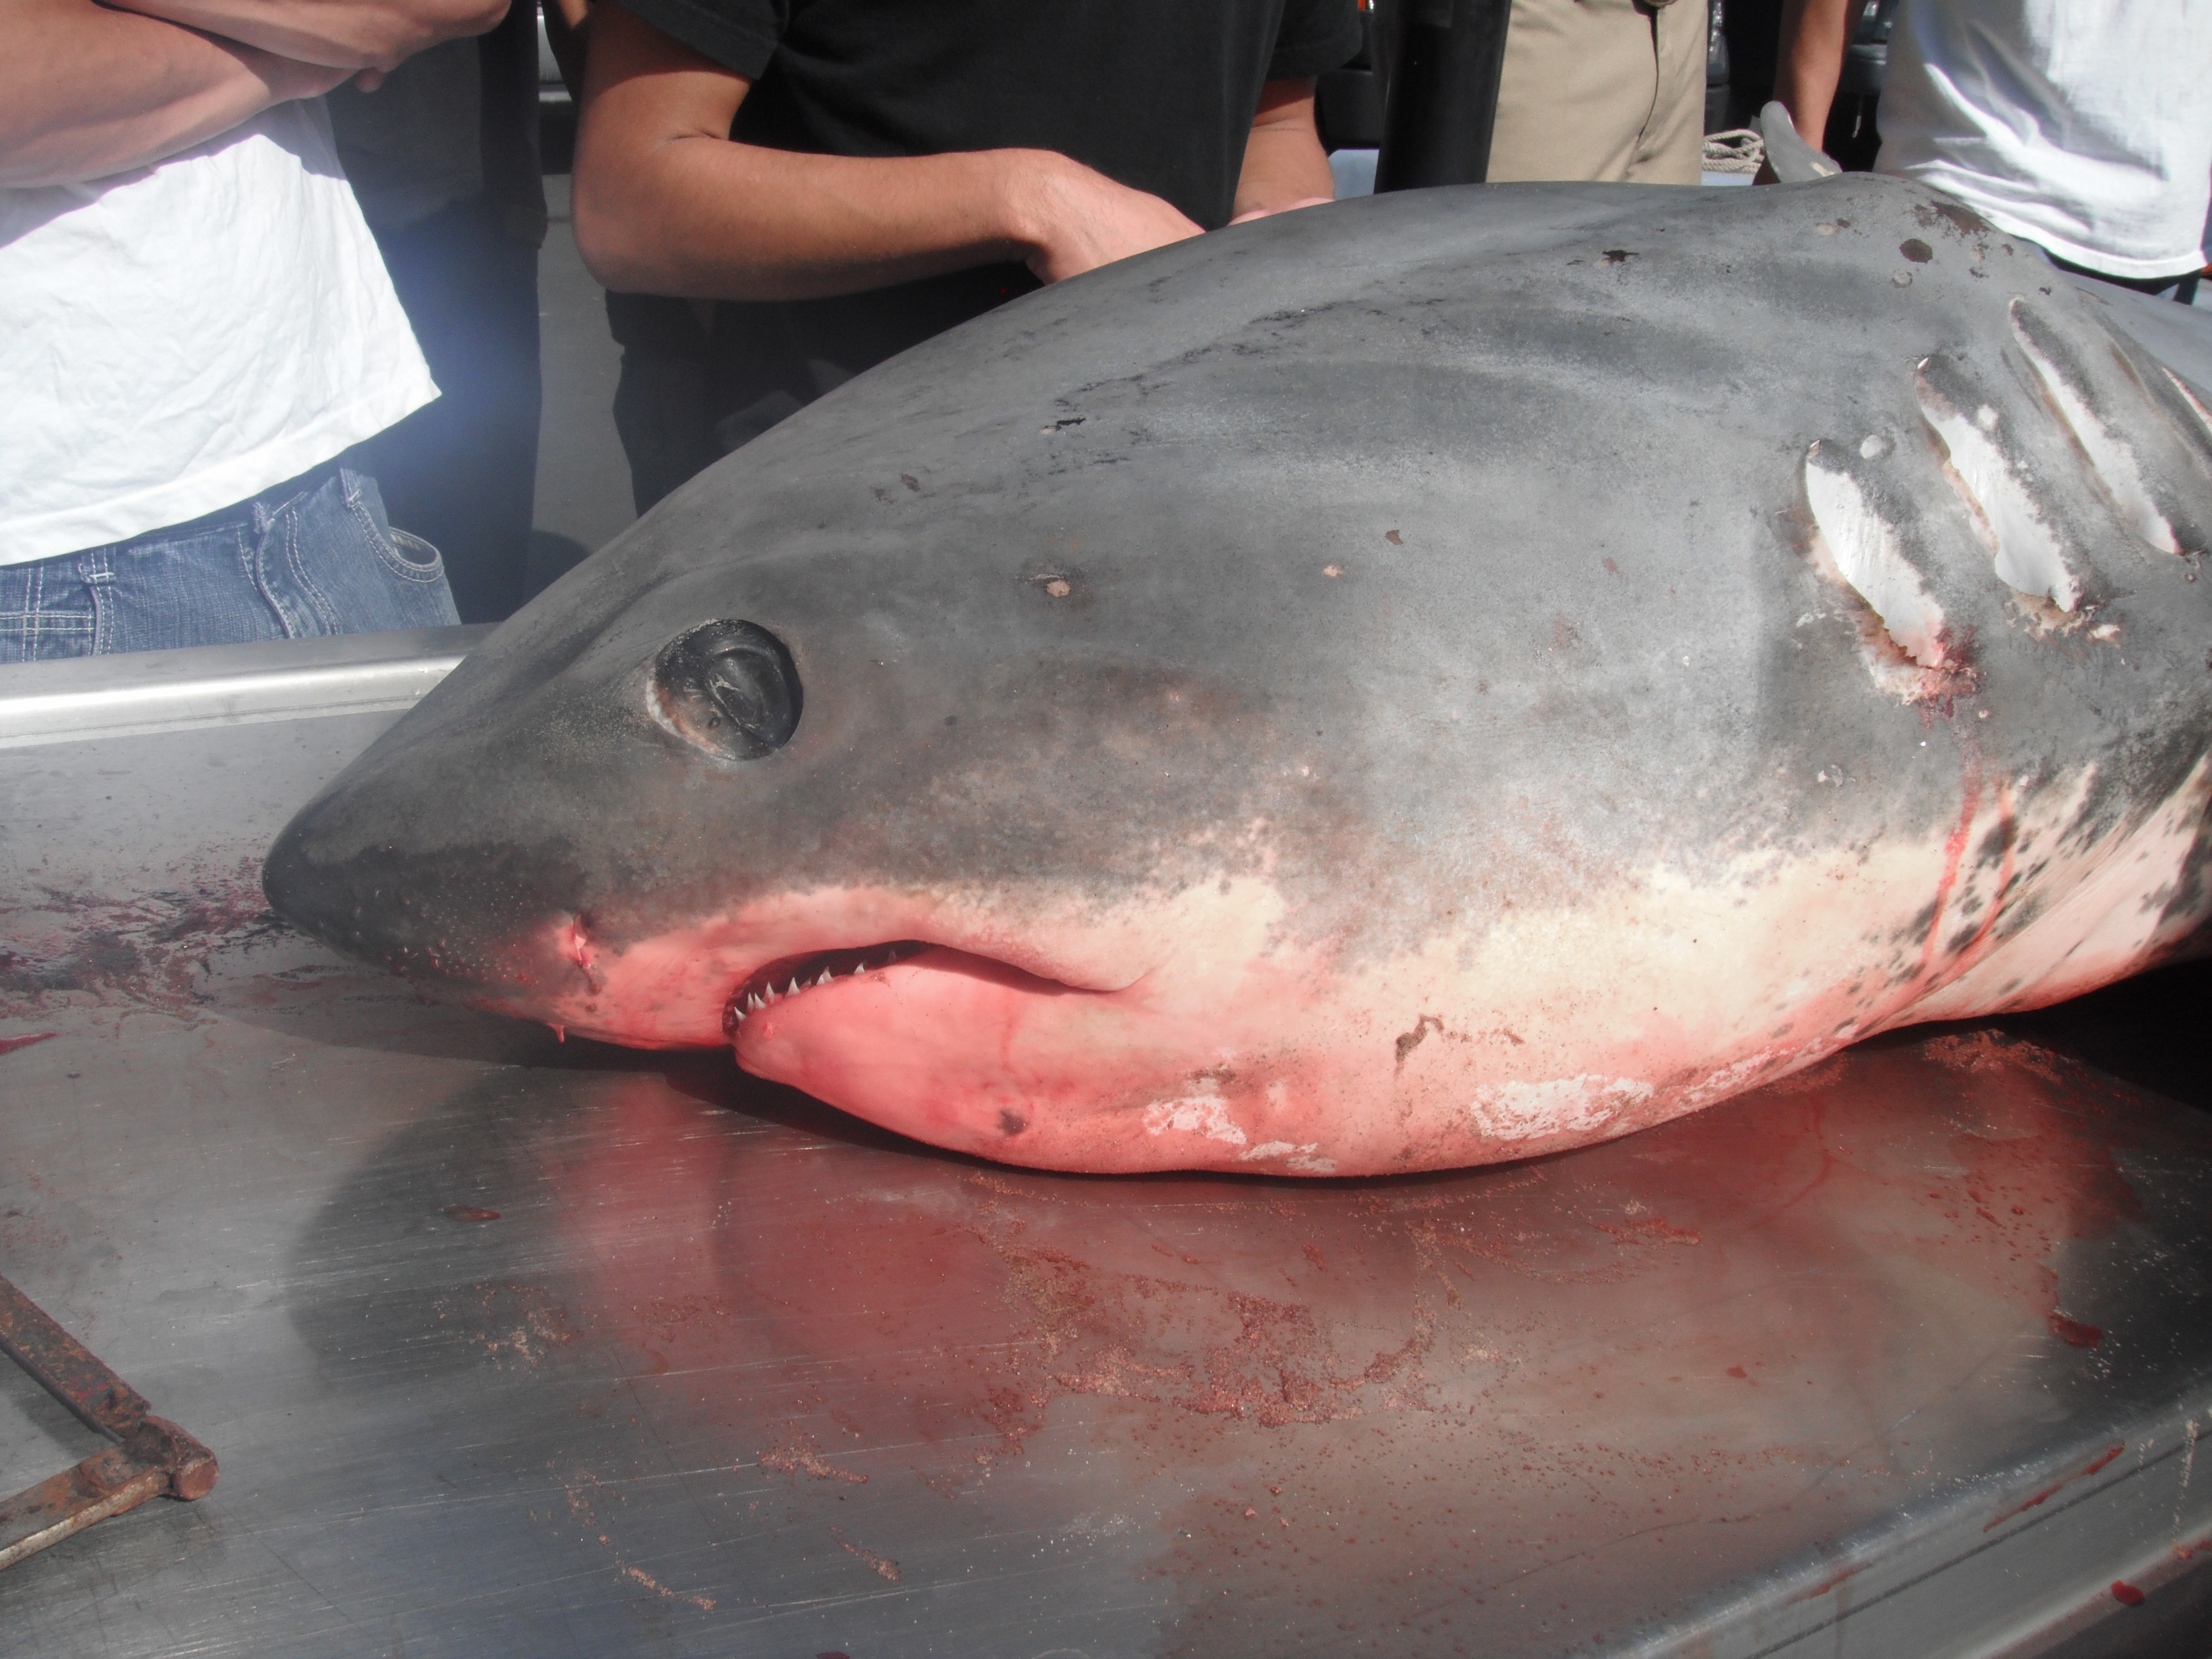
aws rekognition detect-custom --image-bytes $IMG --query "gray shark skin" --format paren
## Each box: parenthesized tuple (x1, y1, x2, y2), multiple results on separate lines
(264, 177, 2212, 1176)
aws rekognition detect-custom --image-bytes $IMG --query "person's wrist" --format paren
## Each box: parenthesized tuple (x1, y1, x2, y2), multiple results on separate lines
(244, 42, 354, 102)
(989, 148, 1073, 264)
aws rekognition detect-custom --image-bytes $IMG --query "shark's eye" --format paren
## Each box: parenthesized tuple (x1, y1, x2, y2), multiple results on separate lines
(651, 620, 802, 759)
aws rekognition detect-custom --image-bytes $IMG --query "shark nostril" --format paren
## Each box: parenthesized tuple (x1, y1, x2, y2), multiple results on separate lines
(651, 619, 802, 760)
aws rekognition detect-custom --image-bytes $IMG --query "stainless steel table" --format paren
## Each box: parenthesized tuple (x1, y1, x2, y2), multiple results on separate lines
(3, 630, 2209, 1658)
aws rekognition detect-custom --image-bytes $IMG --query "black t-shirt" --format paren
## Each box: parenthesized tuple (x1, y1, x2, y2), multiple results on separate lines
(607, 0, 1361, 452)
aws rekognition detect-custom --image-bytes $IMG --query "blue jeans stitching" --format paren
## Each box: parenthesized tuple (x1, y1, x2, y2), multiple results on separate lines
(278, 493, 341, 637)
(77, 546, 114, 656)
(343, 469, 445, 586)
(379, 525, 448, 583)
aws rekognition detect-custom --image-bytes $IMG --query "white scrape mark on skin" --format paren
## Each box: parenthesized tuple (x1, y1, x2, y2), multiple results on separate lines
(1804, 450, 1952, 669)
(1238, 1139, 1335, 1172)
(1468, 1076, 1653, 1142)
(1142, 1086, 1246, 1146)
(2011, 301, 2180, 554)
(1679, 1049, 1787, 1108)
(1917, 362, 2081, 610)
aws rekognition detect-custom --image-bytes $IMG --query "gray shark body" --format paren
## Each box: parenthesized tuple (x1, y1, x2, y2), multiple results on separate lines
(265, 177, 2212, 1175)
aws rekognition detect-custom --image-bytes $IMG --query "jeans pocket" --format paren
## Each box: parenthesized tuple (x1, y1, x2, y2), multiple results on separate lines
(380, 526, 448, 584)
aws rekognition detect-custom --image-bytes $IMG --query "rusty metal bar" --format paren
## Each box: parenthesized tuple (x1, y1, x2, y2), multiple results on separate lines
(0, 1275, 217, 1572)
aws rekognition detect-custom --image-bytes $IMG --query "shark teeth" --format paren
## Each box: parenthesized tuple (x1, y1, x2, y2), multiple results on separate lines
(723, 941, 931, 1035)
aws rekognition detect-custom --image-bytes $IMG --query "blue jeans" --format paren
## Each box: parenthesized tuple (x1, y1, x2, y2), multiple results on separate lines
(0, 465, 460, 664)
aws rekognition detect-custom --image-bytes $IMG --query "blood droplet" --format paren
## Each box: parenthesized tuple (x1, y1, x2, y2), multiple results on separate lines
(2110, 1581, 2145, 1606)
(1725, 1365, 1747, 1379)
(443, 1205, 502, 1223)
(2048, 1312, 2103, 1349)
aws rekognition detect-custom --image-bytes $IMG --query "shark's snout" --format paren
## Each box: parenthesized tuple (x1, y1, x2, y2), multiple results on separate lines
(262, 781, 585, 1016)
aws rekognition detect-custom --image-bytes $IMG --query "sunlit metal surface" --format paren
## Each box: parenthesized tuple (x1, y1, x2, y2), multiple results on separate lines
(0, 627, 490, 749)
(1, 633, 2208, 1657)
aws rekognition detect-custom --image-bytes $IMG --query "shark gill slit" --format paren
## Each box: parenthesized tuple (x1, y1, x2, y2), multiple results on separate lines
(2163, 367, 2212, 449)
(1914, 355, 2081, 611)
(1802, 447, 1949, 671)
(2008, 299, 2181, 555)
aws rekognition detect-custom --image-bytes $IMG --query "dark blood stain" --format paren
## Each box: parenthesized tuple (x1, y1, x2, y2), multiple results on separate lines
(1725, 1365, 1748, 1380)
(1932, 200, 1990, 237)
(2110, 1581, 2146, 1607)
(2, 865, 280, 1020)
(1394, 1014, 1443, 1068)
(1302, 1244, 1327, 1273)
(2047, 1312, 2103, 1349)
(1900, 239, 1934, 264)
(0, 1032, 59, 1056)
(899, 474, 920, 493)
(443, 1205, 502, 1223)
(1384, 529, 1403, 546)
(1601, 248, 1637, 265)
(998, 1110, 1029, 1138)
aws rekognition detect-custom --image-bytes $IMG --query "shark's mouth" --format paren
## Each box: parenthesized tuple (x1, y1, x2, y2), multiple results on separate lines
(721, 940, 932, 1035)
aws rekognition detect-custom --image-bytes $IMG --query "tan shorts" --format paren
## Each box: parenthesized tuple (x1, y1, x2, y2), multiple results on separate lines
(1486, 0, 1707, 185)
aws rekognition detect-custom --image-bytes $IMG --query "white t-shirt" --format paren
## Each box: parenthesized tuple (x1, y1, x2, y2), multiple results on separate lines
(0, 100, 438, 566)
(1876, 0, 2212, 280)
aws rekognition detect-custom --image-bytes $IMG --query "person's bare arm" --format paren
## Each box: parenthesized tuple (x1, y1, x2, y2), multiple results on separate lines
(107, 0, 507, 72)
(1, 0, 352, 187)
(1229, 78, 1333, 223)
(1773, 0, 1854, 154)
(571, 1, 1201, 300)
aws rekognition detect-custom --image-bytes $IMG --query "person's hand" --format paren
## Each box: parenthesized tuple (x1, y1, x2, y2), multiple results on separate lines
(1228, 196, 1331, 226)
(1006, 152, 1203, 284)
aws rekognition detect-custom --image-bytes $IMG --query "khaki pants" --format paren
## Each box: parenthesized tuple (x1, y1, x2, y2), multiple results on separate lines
(1486, 0, 1707, 185)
